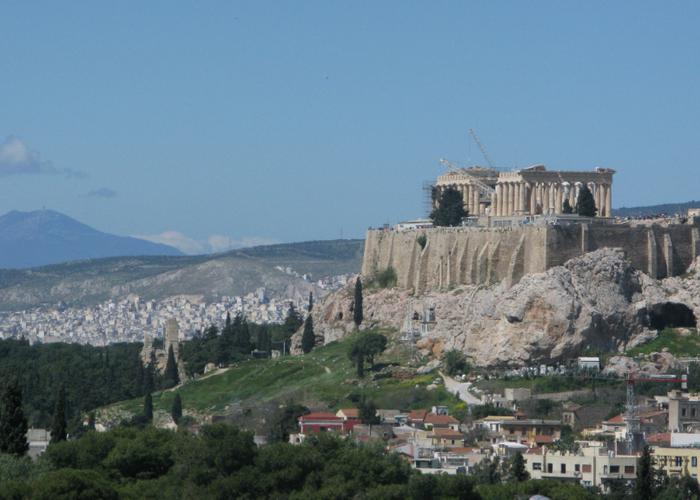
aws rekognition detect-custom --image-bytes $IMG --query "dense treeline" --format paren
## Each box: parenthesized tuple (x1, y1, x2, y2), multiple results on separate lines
(181, 307, 305, 376)
(0, 339, 144, 430)
(0, 425, 596, 499)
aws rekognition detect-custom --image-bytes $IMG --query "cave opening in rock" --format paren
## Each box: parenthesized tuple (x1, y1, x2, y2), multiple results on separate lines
(648, 302, 697, 330)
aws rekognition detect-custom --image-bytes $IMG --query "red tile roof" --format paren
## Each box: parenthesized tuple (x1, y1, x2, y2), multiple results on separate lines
(646, 432, 671, 444)
(408, 409, 429, 421)
(604, 414, 625, 424)
(425, 414, 459, 425)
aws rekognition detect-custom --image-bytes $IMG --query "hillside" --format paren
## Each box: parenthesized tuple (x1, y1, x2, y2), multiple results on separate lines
(613, 200, 700, 217)
(0, 209, 182, 268)
(0, 239, 364, 311)
(99, 332, 464, 432)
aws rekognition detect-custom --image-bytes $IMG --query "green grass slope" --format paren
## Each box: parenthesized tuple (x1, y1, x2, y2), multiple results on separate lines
(100, 332, 464, 430)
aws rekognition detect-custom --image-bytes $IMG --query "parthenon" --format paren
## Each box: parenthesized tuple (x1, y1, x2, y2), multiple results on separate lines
(433, 164, 615, 218)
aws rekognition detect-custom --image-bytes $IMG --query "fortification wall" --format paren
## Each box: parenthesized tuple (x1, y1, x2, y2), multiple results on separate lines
(362, 221, 700, 291)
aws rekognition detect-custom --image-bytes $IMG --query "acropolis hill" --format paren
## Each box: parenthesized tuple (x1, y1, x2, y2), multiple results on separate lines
(362, 165, 700, 291)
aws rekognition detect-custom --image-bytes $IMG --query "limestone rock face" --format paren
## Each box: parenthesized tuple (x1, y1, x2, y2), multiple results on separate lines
(304, 249, 700, 367)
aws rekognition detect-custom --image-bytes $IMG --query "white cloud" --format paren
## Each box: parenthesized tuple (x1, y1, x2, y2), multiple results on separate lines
(0, 135, 87, 178)
(136, 231, 278, 255)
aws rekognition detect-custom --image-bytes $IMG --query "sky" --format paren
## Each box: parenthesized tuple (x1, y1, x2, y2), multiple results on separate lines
(1, 1, 699, 254)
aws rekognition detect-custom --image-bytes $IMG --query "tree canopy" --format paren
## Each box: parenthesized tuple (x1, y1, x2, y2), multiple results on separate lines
(430, 186, 468, 226)
(576, 185, 597, 217)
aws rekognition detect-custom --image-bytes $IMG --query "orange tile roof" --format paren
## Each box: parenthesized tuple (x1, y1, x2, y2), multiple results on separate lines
(647, 432, 671, 444)
(534, 435, 555, 444)
(428, 429, 464, 439)
(337, 408, 360, 418)
(425, 414, 459, 425)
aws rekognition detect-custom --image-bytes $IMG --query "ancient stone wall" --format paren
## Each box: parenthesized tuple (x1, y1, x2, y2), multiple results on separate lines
(362, 221, 700, 291)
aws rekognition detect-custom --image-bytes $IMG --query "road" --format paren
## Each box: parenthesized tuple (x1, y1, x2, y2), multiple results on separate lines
(439, 371, 484, 405)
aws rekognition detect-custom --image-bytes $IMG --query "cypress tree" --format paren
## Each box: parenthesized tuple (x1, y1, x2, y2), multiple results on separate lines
(576, 185, 598, 217)
(430, 186, 468, 226)
(510, 452, 529, 482)
(635, 446, 655, 500)
(87, 412, 96, 431)
(171, 393, 183, 424)
(50, 385, 67, 444)
(308, 292, 314, 312)
(562, 198, 573, 214)
(163, 345, 180, 389)
(144, 392, 153, 422)
(353, 277, 363, 328)
(301, 315, 315, 354)
(0, 379, 28, 456)
(233, 314, 251, 356)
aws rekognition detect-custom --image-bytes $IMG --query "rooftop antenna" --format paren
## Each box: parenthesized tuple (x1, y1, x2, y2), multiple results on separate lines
(468, 129, 495, 169)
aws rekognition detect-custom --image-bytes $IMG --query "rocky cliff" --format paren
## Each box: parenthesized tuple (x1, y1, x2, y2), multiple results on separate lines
(298, 248, 700, 367)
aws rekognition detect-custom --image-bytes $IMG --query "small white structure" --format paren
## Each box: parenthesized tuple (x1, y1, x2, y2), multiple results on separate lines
(577, 357, 601, 371)
(396, 219, 433, 231)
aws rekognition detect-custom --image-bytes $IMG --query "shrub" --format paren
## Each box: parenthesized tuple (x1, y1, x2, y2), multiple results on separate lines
(375, 267, 397, 288)
(416, 234, 427, 250)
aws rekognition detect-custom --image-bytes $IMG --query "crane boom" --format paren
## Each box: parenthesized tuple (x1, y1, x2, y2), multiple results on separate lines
(439, 158, 495, 196)
(469, 129, 495, 169)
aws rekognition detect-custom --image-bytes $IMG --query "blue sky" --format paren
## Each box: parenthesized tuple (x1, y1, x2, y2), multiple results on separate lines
(1, 1, 699, 253)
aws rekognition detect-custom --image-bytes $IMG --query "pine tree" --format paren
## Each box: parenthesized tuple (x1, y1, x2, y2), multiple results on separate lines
(353, 277, 363, 328)
(0, 379, 28, 456)
(576, 185, 598, 217)
(301, 315, 315, 354)
(430, 186, 468, 226)
(163, 345, 180, 389)
(50, 385, 67, 444)
(308, 292, 313, 312)
(171, 393, 183, 425)
(144, 392, 153, 422)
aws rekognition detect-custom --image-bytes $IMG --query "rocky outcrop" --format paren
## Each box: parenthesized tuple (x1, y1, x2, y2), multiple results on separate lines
(302, 248, 700, 367)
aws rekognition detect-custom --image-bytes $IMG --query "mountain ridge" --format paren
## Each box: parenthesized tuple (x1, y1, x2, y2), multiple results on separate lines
(0, 209, 183, 268)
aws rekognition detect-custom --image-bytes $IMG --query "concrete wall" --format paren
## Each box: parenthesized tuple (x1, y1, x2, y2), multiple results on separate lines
(362, 221, 700, 291)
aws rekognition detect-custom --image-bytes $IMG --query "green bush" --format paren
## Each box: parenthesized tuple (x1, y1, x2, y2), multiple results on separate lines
(375, 267, 397, 288)
(416, 234, 427, 250)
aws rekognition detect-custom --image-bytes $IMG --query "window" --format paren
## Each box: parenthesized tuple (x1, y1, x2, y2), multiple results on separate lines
(575, 464, 580, 472)
(625, 466, 635, 474)
(676, 457, 683, 467)
(547, 463, 553, 473)
(610, 465, 620, 474)
(693, 409, 697, 418)
(533, 462, 542, 471)
(683, 408, 687, 417)
(560, 464, 566, 473)
(692, 457, 698, 467)
(582, 464, 592, 473)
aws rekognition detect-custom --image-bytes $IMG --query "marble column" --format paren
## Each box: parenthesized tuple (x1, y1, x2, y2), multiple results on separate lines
(555, 184, 563, 214)
(605, 184, 612, 217)
(472, 187, 479, 217)
(529, 183, 536, 215)
(514, 182, 520, 215)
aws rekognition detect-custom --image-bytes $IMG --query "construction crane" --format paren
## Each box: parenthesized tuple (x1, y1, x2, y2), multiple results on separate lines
(469, 128, 495, 169)
(439, 158, 495, 196)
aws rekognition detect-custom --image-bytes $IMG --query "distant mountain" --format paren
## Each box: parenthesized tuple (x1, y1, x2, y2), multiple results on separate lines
(0, 239, 364, 311)
(0, 210, 182, 268)
(613, 200, 700, 218)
